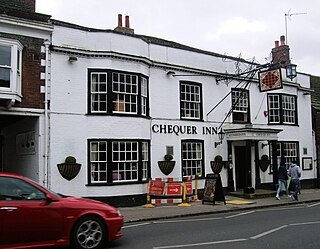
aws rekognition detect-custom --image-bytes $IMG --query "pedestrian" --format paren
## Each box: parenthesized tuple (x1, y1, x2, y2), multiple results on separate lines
(288, 160, 302, 201)
(275, 160, 290, 200)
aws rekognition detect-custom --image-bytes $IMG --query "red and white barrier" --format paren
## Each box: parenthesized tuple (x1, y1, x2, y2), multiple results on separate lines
(148, 177, 195, 205)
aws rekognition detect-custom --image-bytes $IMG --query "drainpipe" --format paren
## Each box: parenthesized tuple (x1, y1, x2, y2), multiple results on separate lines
(43, 40, 50, 188)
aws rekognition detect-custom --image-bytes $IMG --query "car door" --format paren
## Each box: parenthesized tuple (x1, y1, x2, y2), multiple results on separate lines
(0, 176, 64, 245)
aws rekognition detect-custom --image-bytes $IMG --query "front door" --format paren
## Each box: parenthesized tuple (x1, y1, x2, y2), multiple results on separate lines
(235, 146, 246, 189)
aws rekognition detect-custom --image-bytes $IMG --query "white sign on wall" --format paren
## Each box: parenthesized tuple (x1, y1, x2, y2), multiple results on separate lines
(16, 131, 36, 155)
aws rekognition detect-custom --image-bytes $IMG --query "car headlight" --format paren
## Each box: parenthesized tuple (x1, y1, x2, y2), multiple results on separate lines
(117, 209, 122, 216)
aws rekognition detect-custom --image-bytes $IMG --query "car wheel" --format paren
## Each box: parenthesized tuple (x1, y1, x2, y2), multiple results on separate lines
(71, 216, 107, 249)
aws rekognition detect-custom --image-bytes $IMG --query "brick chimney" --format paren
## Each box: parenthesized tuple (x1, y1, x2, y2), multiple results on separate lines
(271, 35, 291, 67)
(0, 0, 35, 12)
(114, 14, 134, 34)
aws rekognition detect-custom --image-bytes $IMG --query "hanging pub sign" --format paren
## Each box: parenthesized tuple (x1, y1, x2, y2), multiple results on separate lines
(258, 68, 282, 92)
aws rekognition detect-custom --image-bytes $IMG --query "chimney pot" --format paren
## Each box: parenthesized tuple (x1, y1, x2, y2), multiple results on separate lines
(125, 15, 130, 28)
(280, 35, 285, 45)
(118, 14, 123, 27)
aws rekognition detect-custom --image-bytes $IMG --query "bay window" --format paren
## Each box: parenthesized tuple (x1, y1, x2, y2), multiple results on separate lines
(89, 69, 149, 116)
(89, 139, 150, 184)
(0, 39, 23, 100)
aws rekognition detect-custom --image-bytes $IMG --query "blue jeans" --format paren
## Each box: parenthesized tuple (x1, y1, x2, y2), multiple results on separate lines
(292, 179, 300, 200)
(276, 179, 289, 196)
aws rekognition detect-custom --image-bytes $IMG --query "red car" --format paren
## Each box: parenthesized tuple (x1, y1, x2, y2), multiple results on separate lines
(0, 172, 123, 249)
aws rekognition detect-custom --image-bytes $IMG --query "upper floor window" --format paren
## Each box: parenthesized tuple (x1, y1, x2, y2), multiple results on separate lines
(268, 94, 297, 125)
(231, 89, 250, 123)
(180, 81, 202, 120)
(0, 39, 23, 96)
(89, 69, 149, 116)
(89, 139, 150, 184)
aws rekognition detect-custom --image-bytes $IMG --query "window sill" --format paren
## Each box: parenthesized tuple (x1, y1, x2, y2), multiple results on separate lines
(0, 91, 22, 107)
(86, 180, 148, 186)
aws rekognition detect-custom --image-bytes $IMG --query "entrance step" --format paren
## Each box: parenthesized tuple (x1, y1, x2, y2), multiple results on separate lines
(229, 189, 275, 199)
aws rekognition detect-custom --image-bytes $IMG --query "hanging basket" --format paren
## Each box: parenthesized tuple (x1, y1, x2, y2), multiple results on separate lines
(57, 163, 81, 181)
(210, 155, 224, 174)
(259, 154, 270, 172)
(158, 161, 175, 176)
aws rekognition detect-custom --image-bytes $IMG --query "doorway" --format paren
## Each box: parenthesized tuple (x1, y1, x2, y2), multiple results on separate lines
(235, 146, 246, 189)
(235, 144, 252, 190)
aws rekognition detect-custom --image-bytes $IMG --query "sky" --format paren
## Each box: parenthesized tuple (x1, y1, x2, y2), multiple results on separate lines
(36, 0, 320, 76)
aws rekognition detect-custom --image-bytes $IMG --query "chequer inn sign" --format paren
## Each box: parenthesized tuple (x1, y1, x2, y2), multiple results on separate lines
(151, 123, 220, 136)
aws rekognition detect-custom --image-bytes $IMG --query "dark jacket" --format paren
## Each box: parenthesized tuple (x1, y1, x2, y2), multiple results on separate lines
(278, 164, 288, 180)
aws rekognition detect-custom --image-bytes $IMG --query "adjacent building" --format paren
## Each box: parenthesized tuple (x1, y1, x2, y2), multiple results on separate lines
(0, 0, 317, 206)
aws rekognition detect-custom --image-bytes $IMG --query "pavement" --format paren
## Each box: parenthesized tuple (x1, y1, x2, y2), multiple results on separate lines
(119, 188, 320, 223)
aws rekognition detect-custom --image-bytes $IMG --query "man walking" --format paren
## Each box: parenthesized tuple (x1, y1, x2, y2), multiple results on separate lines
(275, 160, 289, 200)
(288, 160, 302, 201)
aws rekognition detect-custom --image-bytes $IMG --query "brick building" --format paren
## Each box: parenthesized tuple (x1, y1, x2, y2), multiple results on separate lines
(0, 0, 52, 183)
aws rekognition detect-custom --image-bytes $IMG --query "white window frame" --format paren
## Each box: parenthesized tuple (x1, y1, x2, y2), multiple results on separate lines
(282, 95, 296, 124)
(181, 140, 203, 177)
(268, 94, 297, 125)
(89, 139, 149, 184)
(180, 82, 202, 120)
(268, 95, 280, 124)
(91, 72, 107, 112)
(270, 141, 299, 170)
(89, 69, 148, 117)
(0, 38, 23, 101)
(112, 141, 139, 182)
(231, 89, 249, 122)
(112, 72, 138, 114)
(90, 141, 108, 182)
(141, 141, 149, 181)
(141, 77, 148, 116)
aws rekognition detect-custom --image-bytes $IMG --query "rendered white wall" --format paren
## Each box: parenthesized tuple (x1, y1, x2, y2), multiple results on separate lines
(48, 24, 315, 197)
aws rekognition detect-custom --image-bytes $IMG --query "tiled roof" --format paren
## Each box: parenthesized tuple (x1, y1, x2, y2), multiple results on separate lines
(0, 5, 50, 22)
(51, 19, 254, 66)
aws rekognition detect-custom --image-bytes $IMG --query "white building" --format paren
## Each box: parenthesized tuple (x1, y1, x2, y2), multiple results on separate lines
(0, 3, 316, 206)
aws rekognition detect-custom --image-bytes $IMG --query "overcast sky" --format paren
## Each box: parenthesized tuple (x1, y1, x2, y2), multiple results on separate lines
(36, 0, 319, 76)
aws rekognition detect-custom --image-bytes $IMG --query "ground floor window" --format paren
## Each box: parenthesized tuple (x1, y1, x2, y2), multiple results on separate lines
(270, 141, 299, 171)
(88, 139, 150, 184)
(181, 140, 204, 177)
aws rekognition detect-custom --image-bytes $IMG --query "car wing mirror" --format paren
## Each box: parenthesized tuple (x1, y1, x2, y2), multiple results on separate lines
(45, 193, 57, 203)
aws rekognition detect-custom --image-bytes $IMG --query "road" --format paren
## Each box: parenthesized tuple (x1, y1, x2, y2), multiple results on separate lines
(108, 202, 320, 249)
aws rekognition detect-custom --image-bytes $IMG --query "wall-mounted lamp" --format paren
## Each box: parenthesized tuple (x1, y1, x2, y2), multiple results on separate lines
(166, 71, 176, 77)
(68, 56, 78, 63)
(285, 64, 297, 80)
(214, 129, 226, 148)
(261, 142, 269, 149)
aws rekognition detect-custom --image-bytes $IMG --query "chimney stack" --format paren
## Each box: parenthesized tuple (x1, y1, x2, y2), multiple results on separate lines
(271, 35, 290, 67)
(280, 35, 285, 45)
(0, 0, 35, 12)
(114, 14, 134, 34)
(125, 15, 130, 28)
(118, 14, 123, 27)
